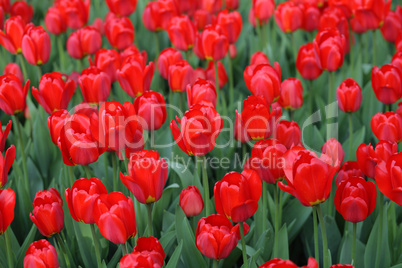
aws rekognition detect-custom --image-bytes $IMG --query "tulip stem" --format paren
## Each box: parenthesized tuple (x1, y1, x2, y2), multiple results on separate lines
(373, 30, 377, 66)
(84, 165, 92, 178)
(374, 194, 384, 268)
(317, 204, 329, 268)
(121, 243, 128, 256)
(112, 153, 118, 191)
(202, 156, 210, 216)
(255, 19, 263, 52)
(147, 203, 153, 237)
(348, 113, 353, 159)
(90, 224, 102, 268)
(273, 183, 280, 258)
(328, 71, 335, 105)
(55, 232, 71, 268)
(313, 206, 319, 265)
(214, 61, 221, 113)
(227, 51, 234, 106)
(262, 181, 267, 242)
(386, 104, 390, 112)
(190, 216, 196, 234)
(12, 115, 29, 194)
(291, 33, 297, 64)
(57, 35, 66, 72)
(154, 32, 160, 60)
(239, 222, 249, 268)
(4, 228, 14, 268)
(213, 259, 219, 268)
(351, 222, 357, 266)
(104, 154, 109, 182)
(68, 166, 74, 186)
(18, 54, 28, 82)
(309, 80, 314, 116)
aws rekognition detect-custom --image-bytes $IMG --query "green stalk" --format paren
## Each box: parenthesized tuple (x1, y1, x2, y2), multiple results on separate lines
(386, 104, 391, 112)
(348, 113, 354, 159)
(213, 259, 219, 268)
(121, 243, 128, 256)
(271, 19, 277, 61)
(291, 33, 297, 62)
(4, 228, 14, 268)
(262, 181, 267, 241)
(214, 60, 221, 113)
(57, 35, 66, 72)
(374, 194, 384, 268)
(55, 232, 71, 267)
(104, 154, 109, 181)
(68, 166, 75, 186)
(202, 156, 210, 216)
(351, 222, 357, 266)
(273, 184, 280, 258)
(36, 64, 42, 82)
(154, 32, 160, 60)
(90, 224, 102, 268)
(18, 54, 28, 82)
(112, 153, 118, 191)
(255, 19, 264, 52)
(317, 204, 329, 268)
(373, 30, 377, 66)
(239, 223, 249, 268)
(313, 207, 319, 265)
(328, 71, 335, 106)
(147, 203, 153, 237)
(12, 115, 29, 194)
(227, 51, 234, 105)
(83, 165, 92, 178)
(309, 80, 314, 116)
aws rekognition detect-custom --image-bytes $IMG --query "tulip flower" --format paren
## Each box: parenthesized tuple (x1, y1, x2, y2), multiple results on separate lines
(67, 26, 102, 59)
(321, 138, 344, 169)
(30, 188, 64, 237)
(214, 169, 262, 222)
(248, 0, 275, 27)
(244, 63, 281, 105)
(168, 60, 194, 92)
(300, 3, 320, 32)
(3, 63, 23, 83)
(396, 33, 402, 52)
(198, 24, 229, 61)
(0, 74, 30, 115)
(179, 186, 204, 217)
(21, 25, 51, 66)
(319, 7, 350, 53)
(133, 91, 166, 131)
(250, 51, 270, 66)
(105, 17, 134, 51)
(391, 51, 402, 74)
(296, 43, 323, 80)
(352, 0, 391, 31)
(10, 1, 33, 24)
(274, 120, 302, 149)
(120, 45, 147, 62)
(335, 176, 377, 222)
(259, 257, 318, 268)
(375, 152, 402, 206)
(216, 9, 243, 44)
(120, 237, 165, 268)
(106, 0, 137, 17)
(371, 112, 402, 143)
(234, 112, 250, 143)
(44, 7, 67, 35)
(142, 0, 178, 31)
(380, 7, 402, 43)
(201, 0, 221, 13)
(0, 145, 15, 188)
(274, 2, 303, 33)
(329, 265, 355, 268)
(55, 0, 90, 30)
(0, 0, 9, 13)
(0, 16, 26, 54)
(0, 188, 15, 234)
(0, 120, 11, 152)
(158, 48, 183, 80)
(313, 27, 345, 72)
(278, 78, 303, 110)
(371, 64, 402, 105)
(79, 66, 111, 104)
(193, 9, 213, 31)
(187, 78, 217, 108)
(336, 161, 365, 185)
(170, 104, 223, 156)
(117, 55, 154, 97)
(93, 192, 137, 244)
(91, 49, 121, 83)
(24, 239, 59, 268)
(205, 61, 228, 89)
(65, 178, 107, 224)
(167, 15, 196, 51)
(336, 78, 362, 113)
(47, 109, 70, 145)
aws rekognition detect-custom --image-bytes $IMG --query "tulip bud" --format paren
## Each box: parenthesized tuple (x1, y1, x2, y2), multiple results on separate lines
(56, 0, 90, 29)
(250, 51, 270, 66)
(0, 73, 30, 115)
(248, 0, 275, 27)
(105, 17, 134, 50)
(120, 237, 165, 268)
(322, 138, 344, 169)
(198, 24, 229, 61)
(275, 120, 302, 149)
(300, 3, 320, 32)
(10, 1, 33, 24)
(47, 109, 70, 145)
(93, 48, 121, 82)
(44, 7, 67, 35)
(134, 91, 167, 131)
(186, 78, 217, 108)
(179, 186, 204, 217)
(167, 15, 196, 51)
(0, 188, 15, 234)
(24, 240, 59, 268)
(0, 16, 26, 54)
(193, 9, 213, 31)
(375, 152, 402, 206)
(274, 2, 303, 33)
(79, 66, 111, 104)
(67, 26, 102, 59)
(106, 0, 137, 17)
(296, 43, 322, 80)
(380, 8, 402, 43)
(371, 112, 402, 143)
(168, 60, 194, 92)
(216, 9, 242, 44)
(371, 64, 402, 105)
(158, 47, 183, 80)
(278, 78, 303, 110)
(336, 78, 362, 113)
(22, 25, 51, 65)
(3, 62, 23, 83)
(142, 0, 178, 31)
(313, 28, 345, 71)
(336, 161, 365, 185)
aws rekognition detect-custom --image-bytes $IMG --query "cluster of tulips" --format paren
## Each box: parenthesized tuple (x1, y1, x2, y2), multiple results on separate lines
(0, 0, 402, 267)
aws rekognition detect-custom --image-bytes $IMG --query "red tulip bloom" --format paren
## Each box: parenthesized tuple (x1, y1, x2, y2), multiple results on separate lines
(375, 152, 402, 206)
(336, 78, 362, 113)
(0, 73, 29, 115)
(174, 0, 197, 15)
(319, 7, 350, 52)
(133, 91, 166, 131)
(21, 25, 51, 66)
(170, 104, 223, 156)
(205, 61, 228, 89)
(336, 161, 365, 185)
(65, 178, 107, 224)
(356, 143, 378, 179)
(179, 185, 204, 217)
(0, 16, 26, 54)
(278, 78, 303, 110)
(375, 140, 398, 164)
(234, 112, 250, 143)
(371, 112, 402, 143)
(105, 17, 134, 50)
(391, 51, 402, 75)
(198, 24, 229, 61)
(396, 33, 402, 52)
(142, 0, 178, 31)
(91, 48, 121, 83)
(187, 78, 217, 108)
(313, 27, 345, 72)
(168, 60, 194, 93)
(55, 0, 90, 30)
(79, 66, 111, 104)
(47, 109, 70, 145)
(193, 9, 214, 31)
(167, 15, 196, 51)
(329, 265, 355, 268)
(249, 0, 275, 27)
(93, 192, 137, 244)
(24, 239, 59, 268)
(196, 214, 246, 259)
(250, 51, 270, 66)
(274, 120, 301, 149)
(30, 188, 64, 237)
(0, 7, 4, 31)
(214, 169, 262, 222)
(32, 72, 75, 114)
(335, 176, 376, 222)
(351, 0, 391, 31)
(371, 64, 402, 105)
(260, 257, 318, 268)
(10, 1, 33, 24)
(67, 26, 102, 59)
(380, 7, 402, 43)
(0, 0, 9, 13)
(106, 0, 137, 17)
(0, 145, 16, 188)
(216, 9, 242, 44)
(117, 55, 154, 97)
(3, 63, 23, 83)
(321, 138, 344, 169)
(120, 237, 165, 268)
(44, 7, 67, 35)
(300, 3, 320, 32)
(296, 43, 323, 80)
(158, 48, 183, 80)
(0, 120, 12, 152)
(274, 1, 303, 33)
(120, 150, 168, 204)
(279, 150, 337, 206)
(120, 45, 147, 62)
(0, 188, 15, 234)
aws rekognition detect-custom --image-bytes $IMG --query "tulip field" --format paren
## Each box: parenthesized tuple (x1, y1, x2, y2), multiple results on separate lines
(1, 0, 402, 267)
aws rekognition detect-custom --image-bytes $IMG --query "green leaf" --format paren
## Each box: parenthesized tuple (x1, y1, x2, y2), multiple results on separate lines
(107, 247, 122, 268)
(282, 198, 312, 242)
(165, 240, 183, 268)
(276, 224, 289, 260)
(16, 224, 37, 268)
(168, 162, 195, 189)
(338, 228, 365, 268)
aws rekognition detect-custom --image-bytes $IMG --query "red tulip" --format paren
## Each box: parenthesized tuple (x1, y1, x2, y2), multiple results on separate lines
(167, 15, 196, 51)
(375, 152, 402, 206)
(396, 33, 402, 52)
(0, 7, 4, 31)
(105, 17, 134, 50)
(67, 26, 102, 59)
(356, 143, 378, 179)
(336, 161, 365, 185)
(65, 178, 107, 224)
(336, 78, 362, 113)
(120, 45, 147, 62)
(371, 112, 402, 143)
(0, 145, 16, 188)
(329, 265, 355, 268)
(10, 1, 33, 24)
(300, 3, 320, 32)
(93, 192, 137, 244)
(198, 24, 229, 61)
(0, 120, 11, 152)
(391, 51, 402, 75)
(0, 188, 15, 234)
(91, 48, 121, 83)
(55, 0, 90, 30)
(168, 60, 194, 93)
(134, 91, 167, 131)
(248, 0, 275, 27)
(279, 150, 337, 206)
(334, 176, 376, 222)
(47, 109, 70, 145)
(24, 239, 59, 268)
(0, 16, 26, 54)
(120, 237, 165, 268)
(117, 55, 154, 97)
(201, 0, 222, 13)
(170, 104, 223, 156)
(30, 188, 64, 237)
(142, 0, 178, 32)
(214, 169, 262, 222)
(32, 72, 75, 114)
(244, 63, 281, 105)
(0, 0, 10, 13)
(174, 0, 197, 15)
(351, 0, 391, 31)
(3, 63, 23, 83)
(380, 7, 402, 43)
(321, 138, 344, 169)
(0, 73, 30, 115)
(205, 61, 228, 89)
(374, 140, 398, 164)
(274, 120, 301, 149)
(371, 64, 402, 105)
(187, 78, 217, 108)
(79, 66, 111, 104)
(278, 78, 303, 110)
(196, 214, 246, 259)
(106, 0, 137, 17)
(21, 25, 51, 66)
(216, 9, 242, 44)
(193, 9, 214, 31)
(234, 111, 250, 143)
(226, 0, 239, 10)
(296, 42, 323, 80)
(319, 7, 350, 53)
(44, 6, 67, 35)
(313, 27, 345, 72)
(260, 257, 318, 268)
(250, 51, 270, 66)
(120, 150, 168, 204)
(179, 186, 204, 217)
(158, 48, 183, 80)
(274, 1, 303, 33)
